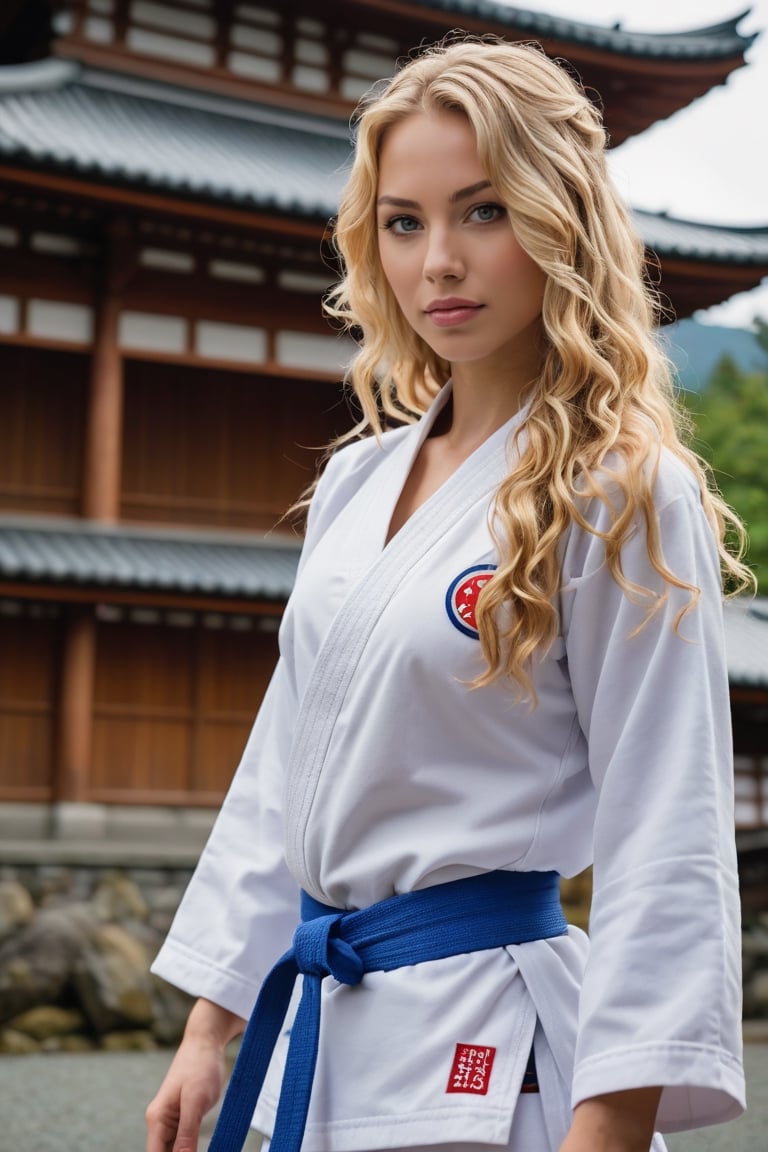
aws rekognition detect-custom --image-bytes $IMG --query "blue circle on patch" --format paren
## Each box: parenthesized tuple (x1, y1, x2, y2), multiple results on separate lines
(445, 565, 498, 639)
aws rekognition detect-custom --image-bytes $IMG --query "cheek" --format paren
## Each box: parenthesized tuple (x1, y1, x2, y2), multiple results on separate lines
(379, 249, 417, 313)
(500, 247, 546, 304)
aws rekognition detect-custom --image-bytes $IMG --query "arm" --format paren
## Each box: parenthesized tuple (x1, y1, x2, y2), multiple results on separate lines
(559, 466, 744, 1133)
(145, 998, 246, 1152)
(560, 1088, 662, 1152)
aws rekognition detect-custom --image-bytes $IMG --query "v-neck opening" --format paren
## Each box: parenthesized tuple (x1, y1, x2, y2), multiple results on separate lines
(382, 382, 527, 551)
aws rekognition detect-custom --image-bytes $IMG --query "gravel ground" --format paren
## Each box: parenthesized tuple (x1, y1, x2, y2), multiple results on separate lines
(1, 1044, 766, 1152)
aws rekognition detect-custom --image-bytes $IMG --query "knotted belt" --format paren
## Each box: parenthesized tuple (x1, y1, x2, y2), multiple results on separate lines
(208, 869, 567, 1152)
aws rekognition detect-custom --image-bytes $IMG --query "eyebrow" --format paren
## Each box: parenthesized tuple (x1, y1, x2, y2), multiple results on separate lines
(377, 180, 493, 209)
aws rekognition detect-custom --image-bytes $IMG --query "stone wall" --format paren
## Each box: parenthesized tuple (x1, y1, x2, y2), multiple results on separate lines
(0, 864, 195, 1053)
(1, 859, 767, 1055)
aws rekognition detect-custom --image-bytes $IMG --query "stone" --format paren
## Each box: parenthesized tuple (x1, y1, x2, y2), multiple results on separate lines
(0, 880, 35, 938)
(150, 974, 193, 1045)
(0, 904, 96, 1024)
(0, 1026, 40, 1053)
(100, 1029, 157, 1051)
(8, 1004, 87, 1041)
(742, 928, 768, 957)
(40, 1032, 96, 1052)
(750, 970, 768, 1015)
(91, 873, 149, 923)
(73, 922, 154, 1033)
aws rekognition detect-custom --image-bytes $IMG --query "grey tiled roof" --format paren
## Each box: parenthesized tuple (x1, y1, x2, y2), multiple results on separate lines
(723, 597, 768, 688)
(0, 518, 301, 600)
(637, 210, 768, 265)
(0, 62, 767, 267)
(1, 519, 765, 686)
(414, 2, 755, 59)
(0, 61, 352, 217)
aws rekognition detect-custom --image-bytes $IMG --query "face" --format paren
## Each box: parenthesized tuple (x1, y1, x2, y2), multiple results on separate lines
(376, 110, 546, 387)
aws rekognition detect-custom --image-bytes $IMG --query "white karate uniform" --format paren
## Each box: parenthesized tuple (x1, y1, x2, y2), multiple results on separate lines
(152, 384, 745, 1152)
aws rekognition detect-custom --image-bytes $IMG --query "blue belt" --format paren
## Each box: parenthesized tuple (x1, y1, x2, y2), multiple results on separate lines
(208, 869, 567, 1152)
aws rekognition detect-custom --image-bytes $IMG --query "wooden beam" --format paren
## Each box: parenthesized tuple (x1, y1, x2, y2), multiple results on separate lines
(53, 37, 354, 122)
(82, 221, 135, 521)
(56, 605, 96, 803)
(0, 581, 288, 616)
(0, 164, 328, 240)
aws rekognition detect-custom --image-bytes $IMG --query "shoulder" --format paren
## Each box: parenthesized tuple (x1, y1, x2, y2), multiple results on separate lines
(561, 443, 713, 584)
(322, 424, 411, 489)
(579, 442, 704, 527)
(303, 423, 412, 546)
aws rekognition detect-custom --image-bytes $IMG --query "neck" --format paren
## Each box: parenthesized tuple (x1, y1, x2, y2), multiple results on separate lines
(442, 370, 533, 449)
(442, 319, 544, 448)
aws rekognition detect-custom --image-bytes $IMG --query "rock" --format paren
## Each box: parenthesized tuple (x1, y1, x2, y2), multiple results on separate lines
(742, 928, 768, 957)
(750, 970, 768, 1015)
(8, 1004, 87, 1041)
(100, 1029, 157, 1051)
(0, 881, 35, 938)
(40, 1033, 97, 1052)
(0, 904, 96, 1024)
(73, 922, 154, 1033)
(150, 975, 193, 1045)
(0, 1026, 41, 1054)
(91, 874, 149, 923)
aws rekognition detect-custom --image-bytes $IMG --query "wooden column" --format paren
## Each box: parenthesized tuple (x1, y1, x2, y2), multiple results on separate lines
(82, 218, 134, 522)
(56, 606, 96, 803)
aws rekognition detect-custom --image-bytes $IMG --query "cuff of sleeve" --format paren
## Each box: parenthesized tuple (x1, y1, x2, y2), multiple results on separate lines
(572, 1041, 746, 1133)
(150, 936, 265, 1023)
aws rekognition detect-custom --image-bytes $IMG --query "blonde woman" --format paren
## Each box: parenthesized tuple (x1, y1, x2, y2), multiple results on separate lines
(146, 38, 751, 1152)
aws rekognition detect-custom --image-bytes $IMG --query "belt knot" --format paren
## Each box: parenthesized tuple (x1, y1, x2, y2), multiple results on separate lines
(292, 913, 364, 986)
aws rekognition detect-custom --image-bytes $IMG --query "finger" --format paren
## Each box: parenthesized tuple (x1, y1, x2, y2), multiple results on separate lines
(145, 1097, 181, 1152)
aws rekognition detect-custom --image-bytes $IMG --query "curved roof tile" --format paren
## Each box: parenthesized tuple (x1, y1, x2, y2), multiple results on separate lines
(1, 519, 764, 685)
(0, 519, 300, 600)
(0, 66, 766, 271)
(409, 2, 755, 59)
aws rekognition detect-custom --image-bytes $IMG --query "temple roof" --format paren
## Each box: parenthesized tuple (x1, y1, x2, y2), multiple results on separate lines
(0, 516, 300, 601)
(723, 596, 768, 688)
(1, 514, 764, 686)
(0, 60, 349, 217)
(0, 59, 766, 319)
(408, 2, 755, 60)
(338, 2, 757, 143)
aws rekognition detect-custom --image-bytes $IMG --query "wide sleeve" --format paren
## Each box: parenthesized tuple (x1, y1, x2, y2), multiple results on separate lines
(559, 462, 745, 1131)
(150, 453, 351, 1020)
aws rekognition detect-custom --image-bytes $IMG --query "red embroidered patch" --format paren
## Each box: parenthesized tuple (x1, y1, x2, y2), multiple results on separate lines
(445, 565, 497, 639)
(446, 1043, 496, 1095)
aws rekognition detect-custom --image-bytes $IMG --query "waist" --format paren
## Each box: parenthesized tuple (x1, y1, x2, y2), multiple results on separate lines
(298, 868, 568, 971)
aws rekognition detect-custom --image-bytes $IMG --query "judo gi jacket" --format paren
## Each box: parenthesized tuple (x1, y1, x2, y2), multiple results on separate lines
(152, 385, 746, 1152)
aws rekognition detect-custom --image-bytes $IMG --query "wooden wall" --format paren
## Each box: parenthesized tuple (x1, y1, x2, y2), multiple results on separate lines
(0, 608, 60, 801)
(0, 345, 87, 517)
(0, 605, 280, 805)
(121, 360, 348, 530)
(91, 615, 279, 802)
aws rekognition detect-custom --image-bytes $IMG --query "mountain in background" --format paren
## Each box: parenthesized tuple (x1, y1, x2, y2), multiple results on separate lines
(663, 319, 766, 391)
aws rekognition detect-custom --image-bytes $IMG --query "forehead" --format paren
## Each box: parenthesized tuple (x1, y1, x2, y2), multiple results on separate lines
(377, 110, 487, 189)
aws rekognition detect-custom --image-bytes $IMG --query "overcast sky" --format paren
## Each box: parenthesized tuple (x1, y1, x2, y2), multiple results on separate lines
(498, 1, 768, 328)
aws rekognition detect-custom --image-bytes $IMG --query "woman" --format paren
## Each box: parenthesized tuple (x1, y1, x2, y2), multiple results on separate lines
(146, 37, 752, 1152)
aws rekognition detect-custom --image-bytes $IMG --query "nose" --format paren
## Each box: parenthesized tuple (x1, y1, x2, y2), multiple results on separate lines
(423, 226, 465, 283)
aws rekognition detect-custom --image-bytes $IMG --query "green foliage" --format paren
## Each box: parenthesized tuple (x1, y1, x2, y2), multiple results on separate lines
(681, 324, 768, 592)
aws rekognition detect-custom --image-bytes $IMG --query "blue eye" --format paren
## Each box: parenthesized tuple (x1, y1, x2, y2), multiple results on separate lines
(383, 215, 421, 234)
(471, 203, 505, 223)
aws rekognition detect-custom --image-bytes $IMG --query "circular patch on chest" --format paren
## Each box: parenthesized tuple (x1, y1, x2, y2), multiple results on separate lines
(445, 565, 497, 639)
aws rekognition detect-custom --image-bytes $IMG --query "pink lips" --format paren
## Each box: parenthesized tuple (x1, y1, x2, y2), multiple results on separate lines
(424, 298, 484, 328)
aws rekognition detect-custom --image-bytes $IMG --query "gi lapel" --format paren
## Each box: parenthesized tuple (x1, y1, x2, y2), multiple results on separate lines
(284, 402, 529, 894)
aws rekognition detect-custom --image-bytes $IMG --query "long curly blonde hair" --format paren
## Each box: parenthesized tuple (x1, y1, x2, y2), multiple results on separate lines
(324, 36, 753, 693)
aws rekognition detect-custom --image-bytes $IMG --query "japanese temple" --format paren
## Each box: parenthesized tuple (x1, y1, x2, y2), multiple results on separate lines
(0, 0, 766, 846)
